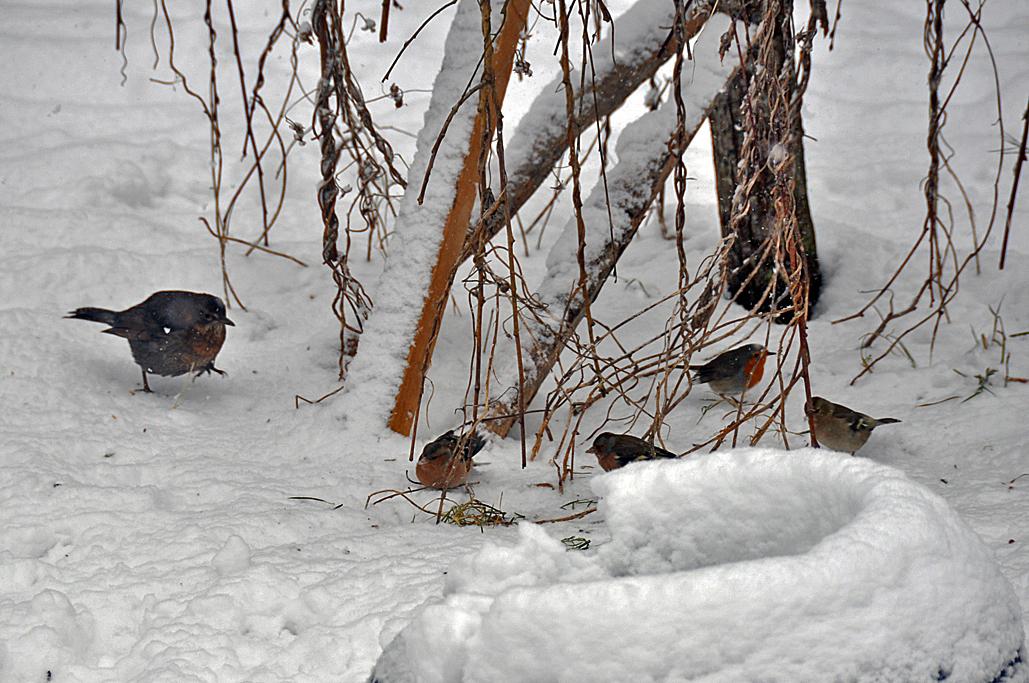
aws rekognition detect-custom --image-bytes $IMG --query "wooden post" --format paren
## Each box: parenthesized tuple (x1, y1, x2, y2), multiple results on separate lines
(388, 0, 531, 435)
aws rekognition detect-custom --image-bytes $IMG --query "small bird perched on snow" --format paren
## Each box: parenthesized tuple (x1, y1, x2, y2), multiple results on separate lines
(66, 290, 234, 393)
(690, 343, 772, 397)
(805, 396, 901, 455)
(586, 432, 678, 472)
(416, 430, 487, 489)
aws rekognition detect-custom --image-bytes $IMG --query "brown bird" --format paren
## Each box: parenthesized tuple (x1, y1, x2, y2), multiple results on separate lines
(66, 290, 233, 392)
(690, 343, 772, 396)
(805, 396, 901, 455)
(586, 432, 678, 472)
(416, 430, 487, 489)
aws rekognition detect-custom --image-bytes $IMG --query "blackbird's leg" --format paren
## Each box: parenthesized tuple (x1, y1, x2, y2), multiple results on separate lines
(140, 369, 152, 393)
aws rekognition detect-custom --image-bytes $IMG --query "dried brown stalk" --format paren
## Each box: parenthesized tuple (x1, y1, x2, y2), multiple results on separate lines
(999, 98, 1028, 270)
(312, 0, 376, 378)
(836, 0, 1009, 383)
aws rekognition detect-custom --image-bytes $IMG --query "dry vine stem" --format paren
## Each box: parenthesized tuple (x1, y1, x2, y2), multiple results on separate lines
(467, 0, 832, 485)
(472, 0, 529, 466)
(311, 0, 387, 377)
(479, 1, 726, 440)
(119, 0, 311, 309)
(836, 0, 1010, 384)
(311, 0, 413, 376)
(998, 97, 1028, 270)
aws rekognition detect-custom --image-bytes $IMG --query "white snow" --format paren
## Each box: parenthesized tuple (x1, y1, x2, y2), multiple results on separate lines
(0, 590, 95, 681)
(541, 14, 735, 285)
(372, 450, 1025, 682)
(212, 535, 252, 575)
(0, 0, 1027, 681)
(502, 0, 683, 185)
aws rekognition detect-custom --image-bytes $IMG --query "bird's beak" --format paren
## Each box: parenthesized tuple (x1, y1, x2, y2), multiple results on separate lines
(221, 316, 235, 326)
(765, 350, 776, 355)
(586, 446, 596, 454)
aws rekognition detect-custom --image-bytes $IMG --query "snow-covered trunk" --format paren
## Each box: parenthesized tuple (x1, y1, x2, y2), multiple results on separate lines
(339, 0, 529, 434)
(483, 15, 738, 437)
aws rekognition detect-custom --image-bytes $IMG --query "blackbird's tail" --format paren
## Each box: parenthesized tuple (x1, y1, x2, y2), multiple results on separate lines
(689, 365, 718, 384)
(463, 432, 487, 460)
(65, 307, 118, 326)
(654, 444, 678, 459)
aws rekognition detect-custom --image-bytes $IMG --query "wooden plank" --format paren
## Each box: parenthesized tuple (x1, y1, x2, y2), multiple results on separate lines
(388, 0, 531, 435)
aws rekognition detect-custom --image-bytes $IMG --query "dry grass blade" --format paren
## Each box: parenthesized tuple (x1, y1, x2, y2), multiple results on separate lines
(442, 498, 523, 528)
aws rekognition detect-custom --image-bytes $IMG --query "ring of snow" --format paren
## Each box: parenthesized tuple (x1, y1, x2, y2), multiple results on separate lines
(371, 449, 1025, 682)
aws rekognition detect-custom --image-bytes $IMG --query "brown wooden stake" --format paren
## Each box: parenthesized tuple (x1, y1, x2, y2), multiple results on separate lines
(388, 0, 531, 435)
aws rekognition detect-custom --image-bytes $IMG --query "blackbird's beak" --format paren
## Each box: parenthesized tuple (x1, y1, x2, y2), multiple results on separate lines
(586, 446, 596, 455)
(221, 316, 235, 326)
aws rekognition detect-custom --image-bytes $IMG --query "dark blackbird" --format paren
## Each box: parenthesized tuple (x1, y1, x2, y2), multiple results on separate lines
(586, 432, 678, 472)
(416, 430, 487, 489)
(66, 290, 234, 392)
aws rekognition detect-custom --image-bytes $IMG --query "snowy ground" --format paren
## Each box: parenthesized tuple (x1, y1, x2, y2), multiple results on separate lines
(1, 0, 1027, 681)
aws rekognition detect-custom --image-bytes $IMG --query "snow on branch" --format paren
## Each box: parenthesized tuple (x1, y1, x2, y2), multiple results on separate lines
(461, 0, 723, 262)
(483, 14, 737, 437)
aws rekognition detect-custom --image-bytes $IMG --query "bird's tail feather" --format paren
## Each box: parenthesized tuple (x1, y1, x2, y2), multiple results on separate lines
(655, 446, 678, 459)
(464, 432, 487, 460)
(689, 366, 719, 384)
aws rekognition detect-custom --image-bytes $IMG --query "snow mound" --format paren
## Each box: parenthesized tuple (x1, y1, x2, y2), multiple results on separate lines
(0, 589, 95, 681)
(370, 449, 1026, 682)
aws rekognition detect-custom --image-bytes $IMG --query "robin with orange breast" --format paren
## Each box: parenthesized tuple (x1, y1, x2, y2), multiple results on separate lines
(415, 430, 487, 489)
(805, 396, 901, 455)
(690, 343, 772, 397)
(586, 432, 678, 471)
(66, 290, 233, 393)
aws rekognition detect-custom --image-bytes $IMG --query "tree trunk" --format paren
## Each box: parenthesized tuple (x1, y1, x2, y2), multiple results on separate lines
(709, 23, 821, 318)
